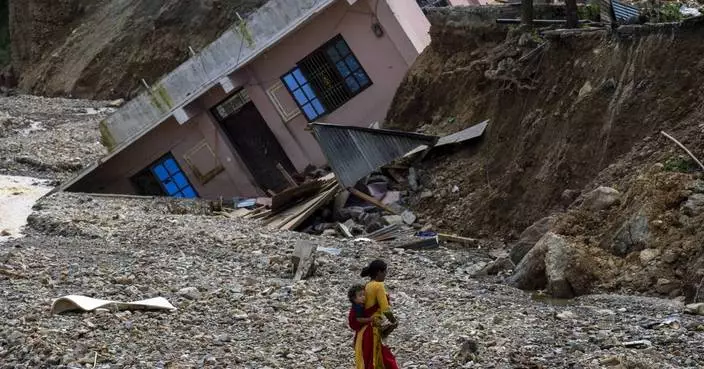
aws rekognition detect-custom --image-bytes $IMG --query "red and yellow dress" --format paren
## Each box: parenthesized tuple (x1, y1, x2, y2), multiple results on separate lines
(348, 281, 399, 369)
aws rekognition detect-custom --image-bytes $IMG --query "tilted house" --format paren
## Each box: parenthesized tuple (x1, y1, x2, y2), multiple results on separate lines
(59, 0, 431, 199)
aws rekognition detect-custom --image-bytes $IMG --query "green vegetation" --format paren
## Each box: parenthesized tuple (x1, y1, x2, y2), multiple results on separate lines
(99, 120, 117, 152)
(236, 20, 255, 48)
(577, 3, 601, 21)
(664, 156, 697, 173)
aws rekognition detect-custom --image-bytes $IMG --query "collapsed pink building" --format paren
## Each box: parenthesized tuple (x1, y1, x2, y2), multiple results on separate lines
(60, 0, 432, 199)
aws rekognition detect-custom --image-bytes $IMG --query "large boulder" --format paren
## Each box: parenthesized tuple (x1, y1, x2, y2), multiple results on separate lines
(505, 234, 550, 291)
(509, 216, 555, 265)
(582, 186, 621, 211)
(506, 232, 591, 298)
(612, 211, 650, 256)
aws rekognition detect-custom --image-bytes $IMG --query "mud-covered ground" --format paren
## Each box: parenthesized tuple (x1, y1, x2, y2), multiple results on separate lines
(0, 192, 702, 368)
(0, 95, 111, 182)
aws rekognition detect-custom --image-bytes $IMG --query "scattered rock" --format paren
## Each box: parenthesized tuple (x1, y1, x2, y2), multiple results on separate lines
(455, 337, 479, 363)
(622, 340, 652, 349)
(178, 287, 201, 300)
(420, 190, 433, 199)
(582, 186, 620, 211)
(685, 303, 704, 315)
(682, 194, 704, 216)
(577, 81, 593, 99)
(556, 310, 577, 320)
(1, 229, 10, 236)
(382, 215, 404, 226)
(639, 248, 660, 264)
(107, 99, 126, 108)
(401, 210, 417, 225)
(408, 167, 419, 191)
(654, 278, 679, 295)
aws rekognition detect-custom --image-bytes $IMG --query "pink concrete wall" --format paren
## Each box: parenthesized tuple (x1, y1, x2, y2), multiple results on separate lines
(382, 0, 431, 60)
(71, 0, 427, 198)
(71, 108, 261, 199)
(244, 0, 418, 166)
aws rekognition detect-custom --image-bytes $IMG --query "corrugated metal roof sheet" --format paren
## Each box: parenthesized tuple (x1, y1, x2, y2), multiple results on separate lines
(612, 0, 639, 21)
(311, 123, 438, 188)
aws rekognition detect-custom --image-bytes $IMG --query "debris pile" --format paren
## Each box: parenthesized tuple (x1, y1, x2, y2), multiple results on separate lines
(218, 121, 489, 250)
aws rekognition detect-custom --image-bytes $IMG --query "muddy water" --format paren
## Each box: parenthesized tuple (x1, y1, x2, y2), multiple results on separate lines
(530, 291, 574, 306)
(0, 175, 52, 242)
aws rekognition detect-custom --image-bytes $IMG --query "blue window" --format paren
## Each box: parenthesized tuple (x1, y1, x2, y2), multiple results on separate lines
(150, 154, 198, 198)
(282, 68, 327, 121)
(281, 35, 372, 122)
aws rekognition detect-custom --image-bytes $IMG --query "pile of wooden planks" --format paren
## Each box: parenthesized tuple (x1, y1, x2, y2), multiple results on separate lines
(222, 173, 340, 231)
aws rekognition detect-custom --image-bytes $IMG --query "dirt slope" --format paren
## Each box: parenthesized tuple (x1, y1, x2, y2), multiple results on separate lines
(387, 11, 704, 240)
(385, 9, 704, 299)
(8, 0, 264, 99)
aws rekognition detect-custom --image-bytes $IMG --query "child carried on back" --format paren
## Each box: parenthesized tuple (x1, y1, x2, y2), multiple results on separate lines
(347, 284, 396, 338)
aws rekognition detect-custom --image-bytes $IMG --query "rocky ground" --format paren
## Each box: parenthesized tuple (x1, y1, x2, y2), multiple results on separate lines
(0, 192, 703, 368)
(0, 94, 111, 182)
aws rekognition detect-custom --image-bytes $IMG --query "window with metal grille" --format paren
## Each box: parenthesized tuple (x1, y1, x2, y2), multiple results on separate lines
(281, 35, 372, 121)
(213, 89, 251, 121)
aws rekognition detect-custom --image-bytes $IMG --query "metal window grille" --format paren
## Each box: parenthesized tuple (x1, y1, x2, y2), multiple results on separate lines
(214, 89, 251, 121)
(281, 35, 372, 122)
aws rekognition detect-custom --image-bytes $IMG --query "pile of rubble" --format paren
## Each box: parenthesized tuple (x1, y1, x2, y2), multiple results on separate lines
(224, 121, 489, 252)
(2, 192, 704, 368)
(0, 95, 118, 181)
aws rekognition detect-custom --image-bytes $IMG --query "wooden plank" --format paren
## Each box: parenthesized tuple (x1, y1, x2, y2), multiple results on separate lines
(398, 236, 439, 250)
(277, 163, 298, 187)
(348, 188, 399, 215)
(337, 222, 353, 238)
(271, 179, 325, 211)
(230, 208, 252, 218)
(438, 233, 479, 246)
(265, 182, 337, 229)
(280, 185, 339, 230)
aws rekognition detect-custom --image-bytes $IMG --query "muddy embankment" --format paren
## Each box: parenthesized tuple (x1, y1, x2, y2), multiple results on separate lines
(8, 0, 264, 100)
(386, 8, 704, 300)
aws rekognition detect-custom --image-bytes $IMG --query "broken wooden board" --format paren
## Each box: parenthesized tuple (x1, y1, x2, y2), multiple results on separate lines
(264, 181, 339, 230)
(398, 236, 440, 250)
(349, 188, 399, 215)
(438, 233, 479, 246)
(271, 173, 334, 211)
(337, 222, 353, 238)
(279, 184, 339, 231)
(292, 240, 317, 281)
(276, 163, 297, 188)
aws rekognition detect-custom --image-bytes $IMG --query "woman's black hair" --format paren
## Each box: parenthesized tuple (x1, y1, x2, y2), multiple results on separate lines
(348, 284, 365, 304)
(360, 259, 387, 279)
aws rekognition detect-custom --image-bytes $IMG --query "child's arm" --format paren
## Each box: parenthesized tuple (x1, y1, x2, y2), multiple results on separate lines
(356, 316, 373, 324)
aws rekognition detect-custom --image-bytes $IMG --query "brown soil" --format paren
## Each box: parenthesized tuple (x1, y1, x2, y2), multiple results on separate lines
(387, 16, 704, 241)
(9, 0, 265, 100)
(385, 12, 704, 299)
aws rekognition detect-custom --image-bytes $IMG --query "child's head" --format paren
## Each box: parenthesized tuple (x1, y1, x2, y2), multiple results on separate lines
(348, 284, 366, 305)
